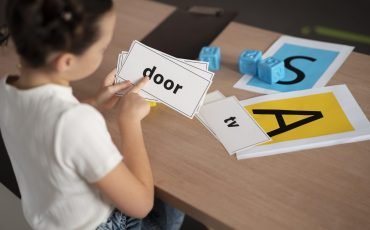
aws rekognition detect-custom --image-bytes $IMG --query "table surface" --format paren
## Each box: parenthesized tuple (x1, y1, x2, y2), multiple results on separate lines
(1, 1, 370, 229)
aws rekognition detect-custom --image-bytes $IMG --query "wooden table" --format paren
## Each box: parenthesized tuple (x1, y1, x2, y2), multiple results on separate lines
(1, 1, 370, 229)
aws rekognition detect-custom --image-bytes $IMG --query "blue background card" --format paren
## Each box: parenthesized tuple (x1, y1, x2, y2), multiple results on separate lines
(247, 44, 338, 92)
(234, 36, 353, 94)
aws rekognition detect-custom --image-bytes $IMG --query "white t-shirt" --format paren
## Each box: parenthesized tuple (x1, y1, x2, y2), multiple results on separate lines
(0, 76, 123, 229)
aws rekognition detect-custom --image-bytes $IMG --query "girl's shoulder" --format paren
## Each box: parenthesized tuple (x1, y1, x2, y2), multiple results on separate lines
(56, 103, 107, 142)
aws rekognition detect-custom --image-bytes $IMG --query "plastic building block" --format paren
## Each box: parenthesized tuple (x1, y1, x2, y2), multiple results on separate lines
(257, 57, 285, 84)
(198, 46, 221, 71)
(238, 49, 262, 75)
(148, 101, 157, 107)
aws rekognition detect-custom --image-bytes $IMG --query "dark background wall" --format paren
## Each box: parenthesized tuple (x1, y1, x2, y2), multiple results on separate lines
(155, 0, 370, 55)
(2, 0, 370, 54)
(0, 0, 7, 25)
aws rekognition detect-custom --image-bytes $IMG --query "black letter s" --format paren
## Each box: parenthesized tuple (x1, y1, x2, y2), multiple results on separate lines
(277, 56, 316, 85)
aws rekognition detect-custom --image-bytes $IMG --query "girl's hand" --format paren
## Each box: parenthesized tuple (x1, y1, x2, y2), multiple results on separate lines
(118, 77, 150, 125)
(89, 69, 133, 111)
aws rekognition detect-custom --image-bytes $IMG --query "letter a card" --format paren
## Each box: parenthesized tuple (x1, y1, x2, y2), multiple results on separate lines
(234, 35, 353, 94)
(199, 96, 271, 155)
(236, 85, 370, 159)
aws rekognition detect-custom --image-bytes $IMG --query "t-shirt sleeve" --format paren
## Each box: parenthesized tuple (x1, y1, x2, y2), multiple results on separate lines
(55, 104, 123, 183)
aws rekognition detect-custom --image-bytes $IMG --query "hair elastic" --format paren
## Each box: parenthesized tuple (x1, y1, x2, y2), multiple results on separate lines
(62, 12, 73, 22)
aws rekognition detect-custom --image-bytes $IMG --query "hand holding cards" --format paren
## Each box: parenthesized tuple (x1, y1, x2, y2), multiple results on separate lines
(114, 41, 270, 157)
(115, 40, 214, 118)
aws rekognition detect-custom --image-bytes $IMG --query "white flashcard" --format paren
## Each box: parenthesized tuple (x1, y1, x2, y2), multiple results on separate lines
(116, 54, 121, 74)
(116, 51, 210, 102)
(200, 96, 271, 154)
(117, 51, 128, 74)
(117, 40, 213, 118)
(196, 91, 226, 139)
(179, 59, 208, 71)
(117, 43, 213, 80)
(117, 52, 158, 101)
(202, 90, 226, 104)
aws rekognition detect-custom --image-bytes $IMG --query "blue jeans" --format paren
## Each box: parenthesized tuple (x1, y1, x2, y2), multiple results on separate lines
(96, 198, 185, 230)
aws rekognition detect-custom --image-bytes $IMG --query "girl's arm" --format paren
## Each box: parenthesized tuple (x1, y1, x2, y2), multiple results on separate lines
(94, 77, 154, 218)
(94, 123, 153, 218)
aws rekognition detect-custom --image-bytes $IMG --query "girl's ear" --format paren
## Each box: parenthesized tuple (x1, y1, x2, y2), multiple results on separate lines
(52, 53, 76, 72)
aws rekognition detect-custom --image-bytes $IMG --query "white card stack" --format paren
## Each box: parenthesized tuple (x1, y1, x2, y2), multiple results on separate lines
(197, 91, 271, 155)
(115, 40, 214, 119)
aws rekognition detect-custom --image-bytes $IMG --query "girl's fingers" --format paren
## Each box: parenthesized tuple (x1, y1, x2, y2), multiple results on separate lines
(103, 68, 118, 87)
(129, 77, 149, 94)
(106, 80, 133, 94)
(97, 81, 133, 104)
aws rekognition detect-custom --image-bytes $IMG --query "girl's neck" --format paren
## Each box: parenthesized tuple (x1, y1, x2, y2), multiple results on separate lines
(15, 67, 70, 89)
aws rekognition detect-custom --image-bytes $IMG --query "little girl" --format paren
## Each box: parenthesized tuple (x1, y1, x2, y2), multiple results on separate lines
(0, 0, 183, 229)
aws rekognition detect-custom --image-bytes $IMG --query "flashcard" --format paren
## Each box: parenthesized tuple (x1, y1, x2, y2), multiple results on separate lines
(118, 51, 127, 74)
(116, 40, 213, 118)
(116, 53, 120, 74)
(116, 51, 209, 103)
(116, 44, 212, 81)
(202, 90, 226, 105)
(234, 35, 353, 94)
(236, 85, 370, 159)
(199, 96, 271, 155)
(117, 52, 209, 78)
(196, 91, 226, 139)
(179, 59, 208, 70)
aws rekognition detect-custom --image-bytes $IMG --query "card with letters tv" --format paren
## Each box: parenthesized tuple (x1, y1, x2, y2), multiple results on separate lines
(198, 95, 271, 155)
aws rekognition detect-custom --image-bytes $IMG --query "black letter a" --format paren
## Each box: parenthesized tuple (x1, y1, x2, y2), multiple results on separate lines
(252, 109, 323, 137)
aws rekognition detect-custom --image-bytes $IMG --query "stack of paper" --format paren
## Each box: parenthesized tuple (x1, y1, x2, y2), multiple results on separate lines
(115, 40, 214, 119)
(197, 91, 271, 155)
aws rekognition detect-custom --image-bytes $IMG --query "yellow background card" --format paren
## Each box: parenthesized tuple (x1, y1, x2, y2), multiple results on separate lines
(244, 92, 354, 145)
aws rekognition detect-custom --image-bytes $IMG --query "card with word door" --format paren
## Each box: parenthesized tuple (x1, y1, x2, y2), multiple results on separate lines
(234, 36, 353, 94)
(116, 51, 209, 102)
(116, 40, 214, 118)
(236, 85, 370, 159)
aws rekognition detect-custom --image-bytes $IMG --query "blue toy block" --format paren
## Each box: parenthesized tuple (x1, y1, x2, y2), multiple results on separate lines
(257, 57, 285, 84)
(238, 49, 262, 75)
(198, 46, 221, 71)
